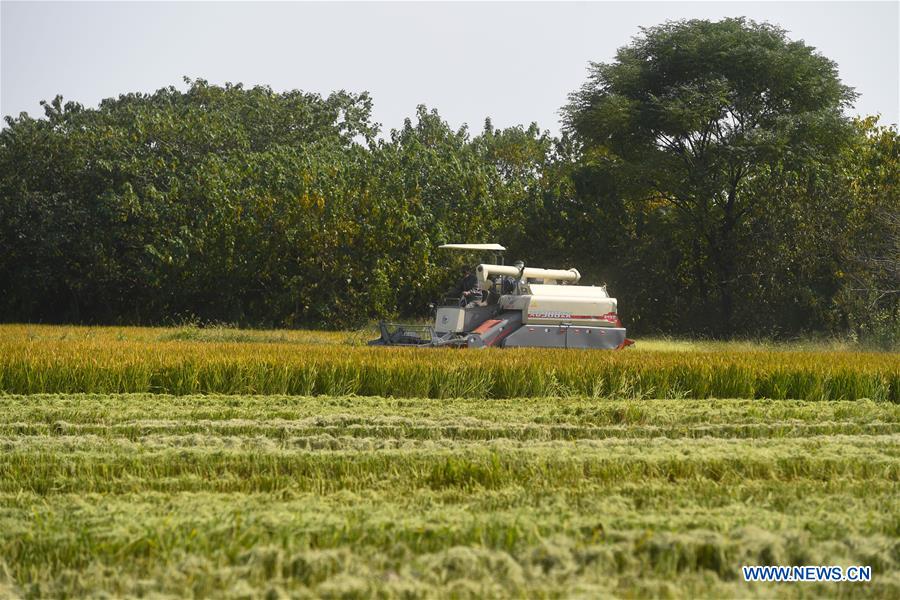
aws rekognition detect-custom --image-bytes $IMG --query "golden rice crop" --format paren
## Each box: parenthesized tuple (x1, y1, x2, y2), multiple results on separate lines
(3, 327, 897, 598)
(0, 325, 897, 400)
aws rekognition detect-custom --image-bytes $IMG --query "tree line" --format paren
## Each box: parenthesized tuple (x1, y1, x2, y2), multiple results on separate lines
(1, 18, 897, 345)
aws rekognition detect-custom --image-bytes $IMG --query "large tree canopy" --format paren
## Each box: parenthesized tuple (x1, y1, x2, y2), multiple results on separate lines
(0, 81, 547, 327)
(563, 18, 858, 333)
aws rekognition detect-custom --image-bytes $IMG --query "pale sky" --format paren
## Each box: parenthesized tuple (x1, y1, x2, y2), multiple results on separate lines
(2, 1, 898, 135)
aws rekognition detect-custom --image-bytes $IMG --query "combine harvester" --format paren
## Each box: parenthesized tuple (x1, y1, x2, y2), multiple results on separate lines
(372, 244, 633, 349)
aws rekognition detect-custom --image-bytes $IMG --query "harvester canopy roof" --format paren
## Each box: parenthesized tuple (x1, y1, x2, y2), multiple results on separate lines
(438, 243, 506, 251)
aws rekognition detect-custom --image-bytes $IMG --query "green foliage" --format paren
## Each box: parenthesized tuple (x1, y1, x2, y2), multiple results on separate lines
(0, 82, 539, 328)
(830, 118, 900, 348)
(561, 18, 867, 336)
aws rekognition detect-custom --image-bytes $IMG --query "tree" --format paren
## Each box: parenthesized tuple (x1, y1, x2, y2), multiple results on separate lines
(835, 119, 900, 347)
(472, 120, 553, 259)
(563, 18, 857, 334)
(0, 87, 548, 328)
(0, 80, 382, 326)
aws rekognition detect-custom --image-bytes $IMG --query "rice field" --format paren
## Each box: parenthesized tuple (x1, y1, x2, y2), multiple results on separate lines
(2, 325, 898, 401)
(0, 325, 898, 598)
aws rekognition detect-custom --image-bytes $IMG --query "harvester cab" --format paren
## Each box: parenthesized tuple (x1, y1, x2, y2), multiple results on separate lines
(371, 243, 633, 349)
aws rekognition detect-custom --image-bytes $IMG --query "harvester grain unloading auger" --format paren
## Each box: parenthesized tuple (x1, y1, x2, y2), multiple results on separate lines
(371, 244, 634, 349)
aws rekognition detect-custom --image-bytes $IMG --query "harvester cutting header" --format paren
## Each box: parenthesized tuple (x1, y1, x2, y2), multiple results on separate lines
(372, 244, 633, 349)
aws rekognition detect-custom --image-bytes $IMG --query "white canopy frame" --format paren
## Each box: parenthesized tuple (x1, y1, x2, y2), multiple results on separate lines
(438, 243, 507, 252)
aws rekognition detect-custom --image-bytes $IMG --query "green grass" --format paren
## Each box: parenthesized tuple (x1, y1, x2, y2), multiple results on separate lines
(1, 393, 898, 598)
